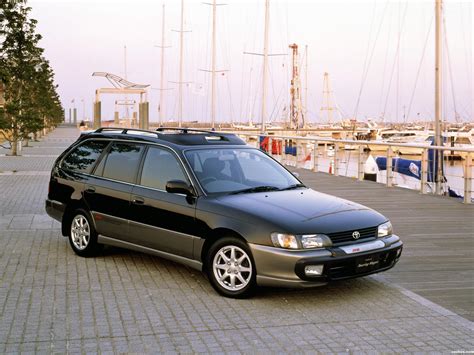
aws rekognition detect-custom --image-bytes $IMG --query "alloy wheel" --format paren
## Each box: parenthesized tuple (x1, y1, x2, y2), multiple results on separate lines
(212, 245, 252, 291)
(70, 215, 90, 250)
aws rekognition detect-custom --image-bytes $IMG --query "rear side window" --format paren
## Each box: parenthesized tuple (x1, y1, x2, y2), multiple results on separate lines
(100, 142, 144, 183)
(140, 146, 187, 190)
(62, 140, 109, 174)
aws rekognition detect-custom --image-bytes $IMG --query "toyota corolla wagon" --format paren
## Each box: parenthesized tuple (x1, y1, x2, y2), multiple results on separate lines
(46, 127, 402, 298)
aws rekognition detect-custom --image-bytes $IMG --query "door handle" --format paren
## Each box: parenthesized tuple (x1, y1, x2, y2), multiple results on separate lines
(85, 185, 96, 193)
(132, 196, 145, 205)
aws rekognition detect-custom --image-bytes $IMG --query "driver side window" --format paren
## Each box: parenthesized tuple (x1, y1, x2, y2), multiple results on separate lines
(140, 146, 187, 191)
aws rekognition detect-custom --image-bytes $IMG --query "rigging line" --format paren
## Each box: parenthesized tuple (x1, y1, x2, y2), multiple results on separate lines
(378, 4, 393, 118)
(353, 0, 390, 119)
(459, 2, 472, 104)
(396, 0, 401, 123)
(268, 58, 279, 120)
(269, 79, 285, 123)
(353, 0, 377, 118)
(225, 76, 235, 124)
(251, 66, 262, 125)
(200, 6, 211, 124)
(243, 3, 260, 124)
(274, 1, 284, 57)
(382, 1, 409, 122)
(220, 9, 235, 125)
(406, 13, 434, 122)
(443, 13, 459, 122)
(238, 54, 246, 122)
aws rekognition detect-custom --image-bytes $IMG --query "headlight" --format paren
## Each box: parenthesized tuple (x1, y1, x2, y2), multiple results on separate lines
(300, 234, 332, 249)
(271, 233, 332, 249)
(378, 221, 393, 237)
(271, 233, 298, 249)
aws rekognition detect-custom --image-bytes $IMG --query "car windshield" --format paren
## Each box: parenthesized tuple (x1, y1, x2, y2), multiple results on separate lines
(185, 148, 303, 194)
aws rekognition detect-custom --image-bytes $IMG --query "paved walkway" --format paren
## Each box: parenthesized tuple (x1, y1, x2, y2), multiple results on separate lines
(0, 126, 472, 353)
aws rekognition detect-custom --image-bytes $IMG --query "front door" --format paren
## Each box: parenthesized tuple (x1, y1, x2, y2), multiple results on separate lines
(128, 146, 197, 259)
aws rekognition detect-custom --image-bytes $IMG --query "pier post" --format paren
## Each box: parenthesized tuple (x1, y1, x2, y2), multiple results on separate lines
(132, 112, 137, 128)
(268, 137, 272, 157)
(386, 147, 393, 187)
(357, 145, 364, 181)
(114, 111, 119, 125)
(333, 144, 339, 176)
(421, 148, 428, 194)
(73, 108, 77, 125)
(464, 154, 472, 204)
(312, 142, 318, 172)
(93, 101, 101, 129)
(139, 102, 149, 130)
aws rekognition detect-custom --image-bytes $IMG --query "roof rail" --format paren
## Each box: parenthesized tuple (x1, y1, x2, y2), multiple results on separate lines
(94, 127, 160, 137)
(155, 127, 218, 135)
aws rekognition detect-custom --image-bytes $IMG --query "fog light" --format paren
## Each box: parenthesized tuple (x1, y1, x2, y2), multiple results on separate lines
(304, 265, 324, 276)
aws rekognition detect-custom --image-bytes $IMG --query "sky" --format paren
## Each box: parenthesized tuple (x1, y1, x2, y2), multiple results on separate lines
(28, 0, 473, 124)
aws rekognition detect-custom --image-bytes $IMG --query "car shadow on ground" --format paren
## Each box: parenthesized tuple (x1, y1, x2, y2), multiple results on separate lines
(94, 243, 378, 301)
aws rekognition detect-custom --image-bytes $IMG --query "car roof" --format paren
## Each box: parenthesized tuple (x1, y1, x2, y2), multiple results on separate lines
(79, 127, 247, 149)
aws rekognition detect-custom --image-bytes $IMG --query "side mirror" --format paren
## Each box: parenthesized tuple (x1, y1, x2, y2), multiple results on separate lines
(292, 172, 300, 178)
(165, 180, 194, 196)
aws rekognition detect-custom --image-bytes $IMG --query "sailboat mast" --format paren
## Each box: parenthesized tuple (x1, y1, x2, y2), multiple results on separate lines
(178, 0, 185, 127)
(211, 0, 217, 129)
(435, 0, 443, 193)
(304, 45, 308, 124)
(159, 4, 166, 125)
(124, 45, 129, 118)
(261, 0, 270, 133)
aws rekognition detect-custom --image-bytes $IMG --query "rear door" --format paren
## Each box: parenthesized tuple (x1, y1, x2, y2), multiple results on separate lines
(84, 141, 145, 240)
(128, 145, 197, 259)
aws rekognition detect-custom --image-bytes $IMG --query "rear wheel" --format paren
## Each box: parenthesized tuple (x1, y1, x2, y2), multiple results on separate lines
(68, 209, 101, 257)
(207, 237, 256, 298)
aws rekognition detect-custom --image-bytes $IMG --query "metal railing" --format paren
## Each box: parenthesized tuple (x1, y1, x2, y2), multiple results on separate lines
(231, 132, 474, 204)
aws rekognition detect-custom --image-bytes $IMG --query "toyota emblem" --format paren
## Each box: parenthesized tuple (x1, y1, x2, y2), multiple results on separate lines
(352, 231, 360, 240)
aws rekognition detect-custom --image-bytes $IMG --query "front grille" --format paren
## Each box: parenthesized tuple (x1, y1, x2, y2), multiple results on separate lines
(327, 226, 377, 245)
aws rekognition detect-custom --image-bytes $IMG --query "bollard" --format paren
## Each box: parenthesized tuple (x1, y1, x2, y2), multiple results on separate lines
(357, 145, 364, 181)
(386, 147, 393, 187)
(364, 155, 378, 182)
(312, 142, 318, 172)
(464, 154, 472, 204)
(421, 148, 428, 194)
(334, 144, 339, 176)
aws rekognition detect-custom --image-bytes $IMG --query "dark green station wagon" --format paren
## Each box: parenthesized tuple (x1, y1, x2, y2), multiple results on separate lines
(46, 127, 402, 298)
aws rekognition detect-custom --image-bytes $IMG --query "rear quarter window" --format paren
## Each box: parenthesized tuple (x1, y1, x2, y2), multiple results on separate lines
(99, 142, 144, 184)
(61, 140, 109, 174)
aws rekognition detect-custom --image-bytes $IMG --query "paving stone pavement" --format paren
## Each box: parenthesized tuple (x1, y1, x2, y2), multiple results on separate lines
(0, 126, 473, 353)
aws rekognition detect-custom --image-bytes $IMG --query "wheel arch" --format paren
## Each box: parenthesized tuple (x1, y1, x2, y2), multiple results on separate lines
(200, 227, 248, 271)
(61, 199, 91, 237)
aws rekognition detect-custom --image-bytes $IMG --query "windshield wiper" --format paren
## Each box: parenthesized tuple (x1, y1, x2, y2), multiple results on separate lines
(279, 183, 306, 191)
(229, 185, 281, 195)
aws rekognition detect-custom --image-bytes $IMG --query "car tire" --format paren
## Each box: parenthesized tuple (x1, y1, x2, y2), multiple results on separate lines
(206, 236, 256, 298)
(68, 209, 101, 257)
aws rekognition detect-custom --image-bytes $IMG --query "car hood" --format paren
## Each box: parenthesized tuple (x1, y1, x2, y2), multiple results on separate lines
(212, 188, 387, 234)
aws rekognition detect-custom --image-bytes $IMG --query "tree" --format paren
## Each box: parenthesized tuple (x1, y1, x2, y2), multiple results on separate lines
(0, 0, 63, 155)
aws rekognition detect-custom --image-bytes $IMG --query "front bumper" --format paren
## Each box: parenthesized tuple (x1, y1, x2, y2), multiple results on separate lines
(249, 235, 402, 288)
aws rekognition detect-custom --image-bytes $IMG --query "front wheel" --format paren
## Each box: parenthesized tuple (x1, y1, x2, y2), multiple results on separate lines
(68, 209, 101, 257)
(207, 237, 256, 298)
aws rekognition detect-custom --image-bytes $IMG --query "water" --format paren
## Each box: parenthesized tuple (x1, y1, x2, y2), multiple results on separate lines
(247, 140, 472, 197)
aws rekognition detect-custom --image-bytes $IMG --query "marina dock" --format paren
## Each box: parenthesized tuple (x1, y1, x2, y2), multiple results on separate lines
(0, 126, 472, 352)
(294, 168, 474, 321)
